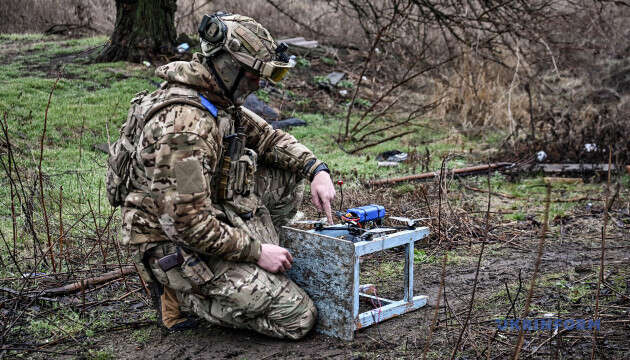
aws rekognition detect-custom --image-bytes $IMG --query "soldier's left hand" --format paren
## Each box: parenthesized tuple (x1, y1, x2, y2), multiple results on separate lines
(310, 171, 336, 224)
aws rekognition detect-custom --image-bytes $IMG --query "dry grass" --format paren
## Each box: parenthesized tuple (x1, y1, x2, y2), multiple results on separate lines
(428, 52, 531, 135)
(2, 0, 630, 162)
(0, 0, 357, 45)
(0, 0, 114, 34)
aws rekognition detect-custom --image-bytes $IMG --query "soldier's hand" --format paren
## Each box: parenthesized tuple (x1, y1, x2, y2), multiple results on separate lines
(310, 171, 336, 224)
(257, 244, 293, 273)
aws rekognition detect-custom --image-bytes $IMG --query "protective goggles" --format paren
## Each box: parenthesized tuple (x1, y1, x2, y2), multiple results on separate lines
(231, 51, 295, 82)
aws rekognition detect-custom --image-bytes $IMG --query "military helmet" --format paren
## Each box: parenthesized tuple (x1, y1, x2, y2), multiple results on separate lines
(199, 12, 294, 83)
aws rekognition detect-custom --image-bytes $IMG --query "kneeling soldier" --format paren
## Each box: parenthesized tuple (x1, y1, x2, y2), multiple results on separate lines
(107, 12, 335, 338)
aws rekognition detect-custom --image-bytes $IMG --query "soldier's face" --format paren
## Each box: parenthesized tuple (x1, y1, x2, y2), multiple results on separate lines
(233, 71, 260, 105)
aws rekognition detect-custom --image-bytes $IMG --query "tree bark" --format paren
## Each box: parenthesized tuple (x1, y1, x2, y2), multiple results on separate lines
(97, 0, 177, 63)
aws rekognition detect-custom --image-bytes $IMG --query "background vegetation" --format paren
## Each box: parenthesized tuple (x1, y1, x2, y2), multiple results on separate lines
(0, 1, 629, 359)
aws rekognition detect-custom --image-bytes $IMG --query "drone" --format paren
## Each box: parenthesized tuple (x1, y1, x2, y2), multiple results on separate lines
(294, 204, 433, 243)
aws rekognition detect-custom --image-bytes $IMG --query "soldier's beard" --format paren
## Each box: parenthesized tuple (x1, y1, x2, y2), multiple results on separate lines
(231, 72, 260, 106)
(232, 87, 254, 106)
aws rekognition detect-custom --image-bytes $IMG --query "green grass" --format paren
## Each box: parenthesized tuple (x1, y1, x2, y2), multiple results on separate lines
(414, 249, 436, 264)
(23, 307, 115, 339)
(288, 113, 453, 182)
(0, 35, 152, 271)
(0, 33, 47, 42)
(88, 349, 116, 360)
(132, 327, 153, 344)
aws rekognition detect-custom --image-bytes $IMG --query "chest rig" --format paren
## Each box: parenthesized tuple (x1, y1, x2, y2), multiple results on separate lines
(214, 106, 256, 204)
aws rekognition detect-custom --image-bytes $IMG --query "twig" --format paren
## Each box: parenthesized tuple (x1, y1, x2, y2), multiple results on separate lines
(506, 43, 521, 145)
(512, 184, 551, 360)
(463, 184, 515, 199)
(38, 74, 62, 272)
(342, 13, 398, 140)
(590, 146, 612, 360)
(58, 185, 65, 270)
(524, 329, 569, 359)
(348, 130, 415, 154)
(450, 163, 492, 359)
(263, 0, 326, 37)
(0, 348, 77, 356)
(421, 252, 448, 360)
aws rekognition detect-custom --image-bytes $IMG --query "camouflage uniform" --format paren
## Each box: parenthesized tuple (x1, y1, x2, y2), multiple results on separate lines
(121, 54, 321, 339)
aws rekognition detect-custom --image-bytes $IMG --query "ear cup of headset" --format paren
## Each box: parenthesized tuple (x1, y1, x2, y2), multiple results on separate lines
(199, 14, 227, 44)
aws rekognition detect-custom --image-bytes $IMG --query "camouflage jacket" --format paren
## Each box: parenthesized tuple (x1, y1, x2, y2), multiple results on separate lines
(121, 54, 323, 263)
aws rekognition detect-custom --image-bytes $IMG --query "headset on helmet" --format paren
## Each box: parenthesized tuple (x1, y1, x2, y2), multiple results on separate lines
(198, 12, 295, 84)
(198, 12, 229, 48)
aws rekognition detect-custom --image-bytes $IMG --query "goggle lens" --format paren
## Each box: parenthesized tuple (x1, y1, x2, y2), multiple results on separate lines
(270, 67, 290, 82)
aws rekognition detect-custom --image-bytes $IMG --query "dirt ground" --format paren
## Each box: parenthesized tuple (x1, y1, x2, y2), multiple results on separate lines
(26, 186, 627, 360)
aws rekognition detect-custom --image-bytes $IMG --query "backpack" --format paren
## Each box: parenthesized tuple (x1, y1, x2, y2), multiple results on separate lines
(106, 87, 212, 207)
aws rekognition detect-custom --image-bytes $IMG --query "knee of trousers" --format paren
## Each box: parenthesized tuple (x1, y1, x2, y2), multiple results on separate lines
(274, 291, 318, 340)
(255, 166, 305, 215)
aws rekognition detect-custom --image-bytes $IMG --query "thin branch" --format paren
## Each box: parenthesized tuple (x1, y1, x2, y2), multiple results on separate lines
(590, 146, 612, 359)
(450, 163, 492, 358)
(512, 183, 551, 360)
(263, 0, 327, 37)
(422, 252, 448, 359)
(38, 74, 62, 273)
(347, 130, 415, 154)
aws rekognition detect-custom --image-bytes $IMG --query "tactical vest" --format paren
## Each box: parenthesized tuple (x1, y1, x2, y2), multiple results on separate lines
(106, 85, 212, 207)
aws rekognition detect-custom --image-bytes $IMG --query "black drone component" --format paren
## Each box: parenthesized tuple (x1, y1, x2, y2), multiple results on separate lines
(275, 42, 290, 62)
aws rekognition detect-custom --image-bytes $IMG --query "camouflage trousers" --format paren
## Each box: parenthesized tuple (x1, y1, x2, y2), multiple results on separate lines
(146, 166, 317, 340)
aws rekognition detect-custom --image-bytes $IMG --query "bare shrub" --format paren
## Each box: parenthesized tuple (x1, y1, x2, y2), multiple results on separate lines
(174, 0, 359, 46)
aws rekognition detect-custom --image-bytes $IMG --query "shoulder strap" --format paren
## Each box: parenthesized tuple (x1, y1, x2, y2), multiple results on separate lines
(143, 96, 214, 123)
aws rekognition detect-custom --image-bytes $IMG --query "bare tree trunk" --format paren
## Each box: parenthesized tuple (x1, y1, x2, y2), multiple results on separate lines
(97, 0, 177, 63)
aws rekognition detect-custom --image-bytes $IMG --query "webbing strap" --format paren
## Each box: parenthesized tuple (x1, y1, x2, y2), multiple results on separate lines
(143, 97, 209, 122)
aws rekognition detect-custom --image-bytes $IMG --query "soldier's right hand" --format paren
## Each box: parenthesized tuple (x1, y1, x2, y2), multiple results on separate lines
(257, 244, 293, 273)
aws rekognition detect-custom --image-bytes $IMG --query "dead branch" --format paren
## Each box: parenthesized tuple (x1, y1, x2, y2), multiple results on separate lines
(43, 266, 135, 296)
(368, 162, 512, 185)
(0, 287, 58, 303)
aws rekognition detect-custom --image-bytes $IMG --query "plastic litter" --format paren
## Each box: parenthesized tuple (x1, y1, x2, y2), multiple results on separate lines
(142, 60, 151, 67)
(377, 150, 408, 162)
(377, 161, 400, 167)
(536, 150, 547, 162)
(177, 43, 190, 53)
(21, 272, 47, 278)
(339, 90, 348, 96)
(326, 72, 345, 86)
(584, 143, 597, 152)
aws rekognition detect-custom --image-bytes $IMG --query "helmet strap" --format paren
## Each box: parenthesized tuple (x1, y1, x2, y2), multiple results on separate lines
(229, 67, 245, 99)
(205, 55, 246, 105)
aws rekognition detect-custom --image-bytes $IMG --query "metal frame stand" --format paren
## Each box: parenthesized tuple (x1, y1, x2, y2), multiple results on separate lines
(352, 228, 429, 330)
(282, 226, 430, 340)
